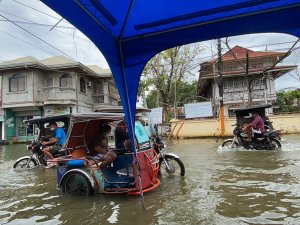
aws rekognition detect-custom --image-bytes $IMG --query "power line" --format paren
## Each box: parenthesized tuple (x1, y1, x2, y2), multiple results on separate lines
(0, 19, 74, 29)
(0, 28, 56, 55)
(0, 14, 76, 60)
(0, 9, 91, 42)
(12, 0, 67, 22)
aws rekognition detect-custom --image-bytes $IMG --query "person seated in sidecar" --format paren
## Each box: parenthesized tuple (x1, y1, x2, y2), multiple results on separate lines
(242, 111, 265, 142)
(42, 122, 67, 165)
(91, 124, 117, 168)
(115, 114, 142, 150)
(115, 120, 129, 149)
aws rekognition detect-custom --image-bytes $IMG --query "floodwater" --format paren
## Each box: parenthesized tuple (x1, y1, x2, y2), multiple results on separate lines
(1, 135, 300, 225)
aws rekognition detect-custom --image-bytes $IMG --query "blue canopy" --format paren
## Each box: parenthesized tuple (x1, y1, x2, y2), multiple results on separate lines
(42, 0, 300, 158)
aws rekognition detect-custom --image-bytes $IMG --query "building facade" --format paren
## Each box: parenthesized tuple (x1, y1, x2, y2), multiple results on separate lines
(0, 56, 120, 141)
(198, 46, 297, 117)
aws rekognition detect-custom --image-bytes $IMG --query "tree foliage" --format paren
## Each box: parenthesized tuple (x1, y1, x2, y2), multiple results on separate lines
(274, 90, 300, 112)
(140, 43, 204, 115)
(146, 80, 198, 109)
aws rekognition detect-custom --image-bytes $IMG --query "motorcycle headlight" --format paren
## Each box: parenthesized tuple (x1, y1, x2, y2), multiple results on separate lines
(26, 145, 31, 151)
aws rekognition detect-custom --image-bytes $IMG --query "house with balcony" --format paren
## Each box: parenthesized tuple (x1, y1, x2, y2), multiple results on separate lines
(0, 56, 120, 141)
(198, 45, 297, 117)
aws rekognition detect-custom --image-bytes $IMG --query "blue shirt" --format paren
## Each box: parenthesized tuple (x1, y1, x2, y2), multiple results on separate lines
(55, 127, 66, 145)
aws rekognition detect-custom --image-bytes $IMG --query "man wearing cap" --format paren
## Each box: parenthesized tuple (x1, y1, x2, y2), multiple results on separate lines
(243, 111, 265, 142)
(42, 122, 66, 163)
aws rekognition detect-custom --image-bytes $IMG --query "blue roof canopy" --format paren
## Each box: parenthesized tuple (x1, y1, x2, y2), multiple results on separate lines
(42, 0, 300, 159)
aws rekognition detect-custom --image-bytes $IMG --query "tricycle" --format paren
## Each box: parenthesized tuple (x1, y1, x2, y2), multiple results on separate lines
(52, 112, 161, 196)
(222, 104, 281, 150)
(13, 114, 71, 168)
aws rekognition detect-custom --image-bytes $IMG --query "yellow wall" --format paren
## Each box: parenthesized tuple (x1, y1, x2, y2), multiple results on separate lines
(170, 114, 300, 138)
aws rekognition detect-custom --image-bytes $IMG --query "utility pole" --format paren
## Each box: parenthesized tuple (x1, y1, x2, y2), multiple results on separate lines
(217, 38, 225, 137)
(245, 51, 251, 106)
(174, 78, 177, 119)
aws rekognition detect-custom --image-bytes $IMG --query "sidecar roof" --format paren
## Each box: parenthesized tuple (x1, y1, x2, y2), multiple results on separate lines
(234, 104, 272, 115)
(25, 114, 71, 126)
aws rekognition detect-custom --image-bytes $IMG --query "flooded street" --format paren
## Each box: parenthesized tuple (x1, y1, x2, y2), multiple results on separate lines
(1, 135, 300, 225)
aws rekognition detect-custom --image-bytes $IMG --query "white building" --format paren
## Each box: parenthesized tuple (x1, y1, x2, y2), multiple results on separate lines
(0, 56, 120, 141)
(198, 46, 297, 117)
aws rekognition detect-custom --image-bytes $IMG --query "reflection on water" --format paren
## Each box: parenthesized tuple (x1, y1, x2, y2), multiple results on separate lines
(1, 135, 300, 224)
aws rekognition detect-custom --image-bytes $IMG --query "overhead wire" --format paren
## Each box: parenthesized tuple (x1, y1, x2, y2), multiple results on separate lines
(0, 9, 91, 42)
(0, 19, 75, 29)
(12, 0, 69, 23)
(0, 28, 56, 55)
(0, 14, 76, 60)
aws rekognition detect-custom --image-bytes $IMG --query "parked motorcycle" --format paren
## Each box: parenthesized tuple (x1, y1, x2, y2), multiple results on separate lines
(151, 136, 185, 176)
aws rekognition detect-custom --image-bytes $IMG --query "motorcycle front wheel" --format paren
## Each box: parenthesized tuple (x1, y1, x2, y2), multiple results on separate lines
(159, 155, 185, 176)
(268, 138, 281, 150)
(13, 158, 38, 169)
(222, 139, 239, 149)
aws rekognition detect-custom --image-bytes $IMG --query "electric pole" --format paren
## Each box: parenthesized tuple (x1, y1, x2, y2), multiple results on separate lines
(217, 38, 225, 137)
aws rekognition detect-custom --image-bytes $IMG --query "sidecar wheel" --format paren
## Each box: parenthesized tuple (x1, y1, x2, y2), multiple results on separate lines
(13, 158, 38, 169)
(62, 171, 94, 196)
(159, 155, 185, 176)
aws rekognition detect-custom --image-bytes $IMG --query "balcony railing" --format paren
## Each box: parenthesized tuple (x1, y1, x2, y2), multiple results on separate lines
(223, 92, 276, 103)
(43, 87, 76, 102)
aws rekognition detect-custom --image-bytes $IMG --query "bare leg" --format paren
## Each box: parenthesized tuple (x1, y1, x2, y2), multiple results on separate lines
(100, 152, 117, 169)
(245, 127, 252, 142)
(42, 147, 54, 160)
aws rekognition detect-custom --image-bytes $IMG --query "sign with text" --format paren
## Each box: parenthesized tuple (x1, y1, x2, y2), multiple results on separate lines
(184, 102, 213, 119)
(149, 107, 163, 125)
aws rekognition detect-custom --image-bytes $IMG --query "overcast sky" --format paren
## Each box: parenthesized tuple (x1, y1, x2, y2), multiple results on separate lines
(0, 0, 300, 91)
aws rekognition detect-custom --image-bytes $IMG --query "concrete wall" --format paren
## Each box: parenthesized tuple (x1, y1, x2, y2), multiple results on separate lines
(2, 69, 34, 108)
(33, 69, 46, 105)
(170, 114, 300, 138)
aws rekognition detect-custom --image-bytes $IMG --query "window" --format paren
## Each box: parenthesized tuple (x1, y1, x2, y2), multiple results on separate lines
(93, 81, 104, 95)
(47, 77, 54, 87)
(60, 74, 72, 88)
(251, 63, 263, 69)
(9, 74, 26, 92)
(223, 66, 239, 71)
(80, 77, 86, 93)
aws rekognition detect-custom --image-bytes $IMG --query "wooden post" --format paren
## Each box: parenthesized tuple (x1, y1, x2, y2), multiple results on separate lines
(175, 122, 184, 139)
(168, 122, 178, 139)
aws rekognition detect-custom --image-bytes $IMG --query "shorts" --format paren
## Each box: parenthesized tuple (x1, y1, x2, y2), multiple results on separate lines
(93, 153, 105, 161)
(50, 144, 62, 155)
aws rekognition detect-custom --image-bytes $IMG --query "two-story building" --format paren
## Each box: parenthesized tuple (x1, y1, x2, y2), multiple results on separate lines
(0, 56, 120, 141)
(198, 46, 297, 117)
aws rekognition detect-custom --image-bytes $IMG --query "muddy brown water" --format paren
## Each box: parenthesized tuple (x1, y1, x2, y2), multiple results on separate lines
(1, 135, 300, 225)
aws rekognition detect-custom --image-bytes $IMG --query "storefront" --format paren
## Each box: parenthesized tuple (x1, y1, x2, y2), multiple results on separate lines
(4, 109, 41, 142)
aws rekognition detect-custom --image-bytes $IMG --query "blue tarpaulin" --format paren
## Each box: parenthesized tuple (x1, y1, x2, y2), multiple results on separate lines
(42, 0, 300, 169)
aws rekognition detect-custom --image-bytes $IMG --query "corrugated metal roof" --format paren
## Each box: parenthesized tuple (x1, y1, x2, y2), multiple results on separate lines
(204, 45, 286, 64)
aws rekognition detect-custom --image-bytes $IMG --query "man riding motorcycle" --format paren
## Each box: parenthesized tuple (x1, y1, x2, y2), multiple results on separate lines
(243, 111, 265, 142)
(42, 122, 66, 167)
